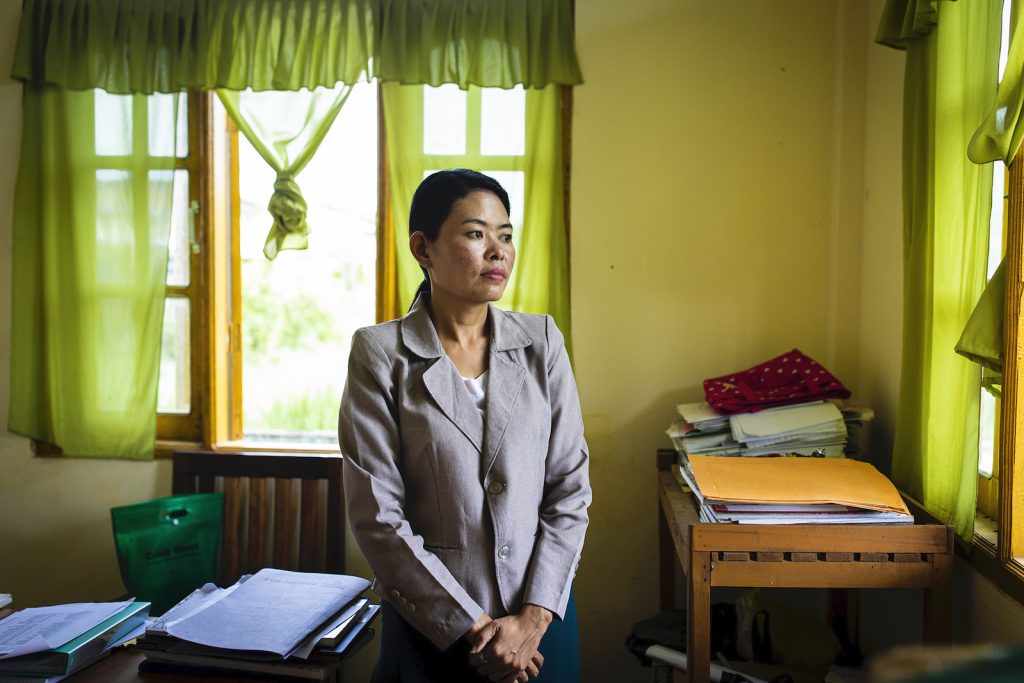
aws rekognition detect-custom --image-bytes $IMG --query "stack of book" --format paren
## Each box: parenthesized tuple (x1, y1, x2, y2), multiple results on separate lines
(138, 568, 378, 682)
(0, 599, 149, 682)
(678, 453, 913, 525)
(667, 400, 873, 459)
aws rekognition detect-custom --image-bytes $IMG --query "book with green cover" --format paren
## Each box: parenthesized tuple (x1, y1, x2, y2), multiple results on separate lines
(0, 601, 149, 676)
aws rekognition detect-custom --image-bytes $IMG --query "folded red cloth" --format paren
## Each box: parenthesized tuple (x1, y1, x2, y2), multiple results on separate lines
(703, 349, 850, 415)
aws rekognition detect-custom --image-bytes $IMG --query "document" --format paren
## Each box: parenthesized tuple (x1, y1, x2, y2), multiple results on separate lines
(148, 581, 243, 636)
(676, 402, 719, 423)
(730, 401, 845, 442)
(0, 600, 133, 660)
(687, 454, 910, 514)
(165, 569, 369, 658)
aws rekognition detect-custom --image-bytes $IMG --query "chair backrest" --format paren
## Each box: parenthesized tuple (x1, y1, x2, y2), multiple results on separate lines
(171, 450, 345, 586)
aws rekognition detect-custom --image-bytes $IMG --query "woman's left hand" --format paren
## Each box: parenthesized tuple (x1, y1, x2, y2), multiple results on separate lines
(467, 603, 552, 681)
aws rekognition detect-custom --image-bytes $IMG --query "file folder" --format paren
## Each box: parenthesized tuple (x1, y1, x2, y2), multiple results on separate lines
(687, 454, 910, 515)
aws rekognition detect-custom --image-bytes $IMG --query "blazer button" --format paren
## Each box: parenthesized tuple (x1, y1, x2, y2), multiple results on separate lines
(407, 603, 417, 613)
(399, 596, 408, 606)
(497, 545, 511, 560)
(390, 589, 400, 599)
(487, 481, 505, 495)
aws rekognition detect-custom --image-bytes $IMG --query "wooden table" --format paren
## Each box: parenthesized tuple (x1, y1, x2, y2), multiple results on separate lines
(64, 647, 347, 682)
(656, 451, 953, 683)
(0, 610, 297, 682)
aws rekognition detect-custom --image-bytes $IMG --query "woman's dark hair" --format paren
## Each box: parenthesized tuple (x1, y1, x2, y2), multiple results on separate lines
(409, 169, 511, 299)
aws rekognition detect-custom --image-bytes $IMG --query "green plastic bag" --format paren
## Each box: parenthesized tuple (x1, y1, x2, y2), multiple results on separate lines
(111, 493, 223, 615)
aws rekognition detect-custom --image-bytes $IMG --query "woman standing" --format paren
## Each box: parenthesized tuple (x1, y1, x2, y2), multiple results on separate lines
(339, 169, 591, 682)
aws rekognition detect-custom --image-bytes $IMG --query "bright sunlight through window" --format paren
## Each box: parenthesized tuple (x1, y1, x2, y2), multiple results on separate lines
(237, 84, 378, 444)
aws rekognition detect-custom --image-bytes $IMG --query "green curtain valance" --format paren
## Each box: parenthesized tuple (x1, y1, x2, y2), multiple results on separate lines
(876, 0, 952, 49)
(11, 0, 583, 94)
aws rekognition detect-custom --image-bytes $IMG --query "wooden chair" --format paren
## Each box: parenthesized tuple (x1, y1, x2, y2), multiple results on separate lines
(171, 450, 346, 586)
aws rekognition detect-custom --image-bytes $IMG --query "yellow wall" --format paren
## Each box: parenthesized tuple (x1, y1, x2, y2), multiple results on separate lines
(1, 1, 1023, 681)
(570, 2, 868, 676)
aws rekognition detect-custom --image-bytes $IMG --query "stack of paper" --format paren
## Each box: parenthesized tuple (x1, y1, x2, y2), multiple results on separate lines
(678, 454, 913, 525)
(730, 402, 847, 456)
(677, 402, 730, 433)
(0, 600, 149, 681)
(138, 569, 378, 681)
(668, 400, 872, 459)
(667, 402, 743, 457)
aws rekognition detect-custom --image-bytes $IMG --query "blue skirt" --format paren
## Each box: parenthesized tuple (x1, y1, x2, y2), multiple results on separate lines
(372, 592, 580, 683)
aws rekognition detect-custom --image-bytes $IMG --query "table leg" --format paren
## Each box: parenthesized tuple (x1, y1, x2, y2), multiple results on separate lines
(687, 548, 712, 683)
(923, 546, 953, 642)
(659, 504, 676, 610)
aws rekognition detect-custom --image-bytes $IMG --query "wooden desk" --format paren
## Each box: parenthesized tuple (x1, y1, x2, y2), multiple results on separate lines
(656, 451, 953, 683)
(61, 645, 353, 682)
(0, 610, 314, 682)
(61, 646, 348, 682)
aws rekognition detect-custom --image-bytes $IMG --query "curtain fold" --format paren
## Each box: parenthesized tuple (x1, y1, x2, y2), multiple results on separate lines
(970, 0, 1024, 164)
(883, 0, 1002, 540)
(12, 0, 583, 94)
(8, 86, 178, 459)
(381, 83, 573, 354)
(218, 86, 352, 259)
(956, 257, 1006, 375)
(374, 0, 583, 89)
(876, 0, 946, 48)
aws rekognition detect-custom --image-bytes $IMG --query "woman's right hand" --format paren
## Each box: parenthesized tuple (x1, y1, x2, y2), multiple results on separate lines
(465, 613, 543, 680)
(466, 608, 548, 681)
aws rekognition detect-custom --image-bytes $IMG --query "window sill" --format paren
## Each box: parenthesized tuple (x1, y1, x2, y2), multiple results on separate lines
(966, 513, 1024, 606)
(156, 439, 340, 459)
(974, 512, 998, 552)
(900, 492, 1024, 605)
(211, 439, 341, 455)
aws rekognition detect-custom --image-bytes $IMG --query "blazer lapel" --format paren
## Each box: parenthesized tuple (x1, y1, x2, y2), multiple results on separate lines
(482, 306, 532, 476)
(401, 295, 484, 454)
(421, 358, 485, 453)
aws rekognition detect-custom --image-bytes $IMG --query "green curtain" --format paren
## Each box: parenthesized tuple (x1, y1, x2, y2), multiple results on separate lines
(381, 83, 572, 353)
(218, 86, 352, 259)
(876, 0, 947, 49)
(9, 86, 179, 459)
(956, 258, 1006, 374)
(881, 0, 1002, 540)
(12, 0, 583, 94)
(8, 0, 581, 457)
(970, 0, 1024, 164)
(956, 258, 1005, 398)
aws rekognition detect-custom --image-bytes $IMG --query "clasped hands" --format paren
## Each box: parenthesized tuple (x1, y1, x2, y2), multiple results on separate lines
(464, 604, 553, 683)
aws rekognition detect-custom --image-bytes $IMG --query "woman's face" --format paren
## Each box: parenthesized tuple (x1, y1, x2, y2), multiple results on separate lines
(416, 190, 516, 306)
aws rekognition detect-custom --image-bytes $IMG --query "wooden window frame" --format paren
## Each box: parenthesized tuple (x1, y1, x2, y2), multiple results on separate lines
(966, 159, 1024, 604)
(157, 91, 207, 448)
(157, 84, 574, 458)
(995, 159, 1024, 573)
(30, 84, 573, 459)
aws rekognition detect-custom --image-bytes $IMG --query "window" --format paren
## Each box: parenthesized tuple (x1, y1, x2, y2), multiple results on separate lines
(155, 82, 560, 454)
(231, 84, 378, 445)
(155, 86, 380, 451)
(87, 90, 204, 448)
(974, 159, 1024, 590)
(422, 84, 526, 240)
(975, 161, 1007, 532)
(976, 0, 1015, 533)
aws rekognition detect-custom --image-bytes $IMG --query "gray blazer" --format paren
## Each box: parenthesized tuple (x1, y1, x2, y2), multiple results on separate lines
(339, 295, 591, 651)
